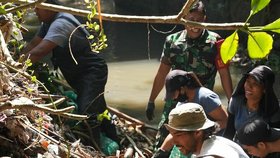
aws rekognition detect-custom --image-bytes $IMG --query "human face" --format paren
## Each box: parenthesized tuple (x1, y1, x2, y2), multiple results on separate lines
(184, 11, 206, 39)
(242, 144, 268, 158)
(169, 129, 197, 156)
(34, 7, 55, 23)
(244, 75, 264, 101)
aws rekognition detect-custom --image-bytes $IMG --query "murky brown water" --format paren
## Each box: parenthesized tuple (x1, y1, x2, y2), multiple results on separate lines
(105, 59, 241, 126)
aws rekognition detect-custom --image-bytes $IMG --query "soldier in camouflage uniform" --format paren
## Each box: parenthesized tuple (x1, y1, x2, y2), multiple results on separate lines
(145, 1, 233, 155)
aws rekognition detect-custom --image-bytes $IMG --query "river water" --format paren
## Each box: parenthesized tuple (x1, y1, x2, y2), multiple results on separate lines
(105, 59, 241, 126)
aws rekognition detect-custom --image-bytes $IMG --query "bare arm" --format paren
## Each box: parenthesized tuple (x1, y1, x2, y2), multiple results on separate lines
(24, 39, 57, 63)
(22, 36, 43, 54)
(208, 105, 228, 129)
(218, 67, 233, 100)
(148, 62, 171, 102)
(160, 134, 174, 151)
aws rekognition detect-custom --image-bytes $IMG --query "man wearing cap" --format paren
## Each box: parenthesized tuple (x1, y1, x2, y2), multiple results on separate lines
(237, 118, 280, 158)
(22, 0, 118, 148)
(153, 70, 228, 157)
(165, 103, 248, 158)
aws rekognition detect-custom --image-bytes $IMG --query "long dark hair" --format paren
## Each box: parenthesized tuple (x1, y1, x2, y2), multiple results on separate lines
(232, 65, 279, 117)
(185, 71, 203, 89)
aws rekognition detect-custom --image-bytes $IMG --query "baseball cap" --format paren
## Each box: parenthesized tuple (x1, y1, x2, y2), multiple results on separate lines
(247, 65, 274, 84)
(164, 70, 189, 100)
(164, 103, 215, 131)
(237, 118, 280, 145)
(164, 70, 202, 100)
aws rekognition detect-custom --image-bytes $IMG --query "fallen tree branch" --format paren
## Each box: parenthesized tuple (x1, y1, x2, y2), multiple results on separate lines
(0, 101, 73, 113)
(38, 94, 66, 99)
(108, 106, 157, 131)
(0, 101, 88, 120)
(124, 133, 146, 158)
(135, 126, 153, 147)
(38, 97, 66, 108)
(5, 0, 46, 14)
(107, 106, 144, 126)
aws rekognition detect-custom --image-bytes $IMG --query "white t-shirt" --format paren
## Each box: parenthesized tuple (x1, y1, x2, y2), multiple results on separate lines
(194, 136, 249, 158)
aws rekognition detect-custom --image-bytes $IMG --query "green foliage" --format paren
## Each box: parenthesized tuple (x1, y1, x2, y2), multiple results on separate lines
(220, 0, 278, 63)
(263, 18, 280, 33)
(247, 32, 273, 58)
(0, 7, 7, 14)
(84, 0, 108, 52)
(0, 3, 11, 15)
(221, 31, 239, 63)
(250, 0, 270, 16)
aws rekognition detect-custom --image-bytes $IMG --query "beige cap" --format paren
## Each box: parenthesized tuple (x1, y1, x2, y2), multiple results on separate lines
(165, 103, 215, 131)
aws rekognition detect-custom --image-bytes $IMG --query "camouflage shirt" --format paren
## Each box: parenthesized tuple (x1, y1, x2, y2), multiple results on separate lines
(161, 29, 226, 90)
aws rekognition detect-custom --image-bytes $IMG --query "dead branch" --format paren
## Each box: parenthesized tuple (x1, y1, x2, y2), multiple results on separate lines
(0, 99, 88, 120)
(38, 97, 66, 107)
(5, 0, 46, 14)
(9, 0, 246, 31)
(108, 106, 144, 126)
(135, 126, 153, 146)
(124, 133, 146, 158)
(24, 121, 88, 158)
(0, 30, 21, 67)
(0, 100, 73, 113)
(177, 0, 196, 20)
(37, 93, 66, 99)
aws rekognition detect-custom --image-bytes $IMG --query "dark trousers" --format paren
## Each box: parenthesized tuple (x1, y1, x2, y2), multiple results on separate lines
(66, 66, 118, 145)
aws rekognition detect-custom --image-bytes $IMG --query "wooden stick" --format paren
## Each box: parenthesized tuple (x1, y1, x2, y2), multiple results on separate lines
(124, 134, 146, 158)
(108, 106, 157, 130)
(0, 102, 88, 120)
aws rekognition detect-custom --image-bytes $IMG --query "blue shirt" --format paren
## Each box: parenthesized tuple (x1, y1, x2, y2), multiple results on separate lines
(228, 95, 258, 131)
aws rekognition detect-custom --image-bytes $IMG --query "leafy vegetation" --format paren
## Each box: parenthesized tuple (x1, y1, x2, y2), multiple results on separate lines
(221, 0, 280, 63)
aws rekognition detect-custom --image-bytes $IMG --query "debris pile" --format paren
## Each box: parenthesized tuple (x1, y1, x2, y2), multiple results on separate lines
(0, 14, 157, 158)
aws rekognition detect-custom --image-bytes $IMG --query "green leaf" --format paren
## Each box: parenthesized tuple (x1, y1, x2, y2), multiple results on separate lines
(247, 32, 272, 58)
(88, 35, 94, 39)
(0, 7, 6, 14)
(251, 0, 270, 15)
(263, 18, 280, 33)
(16, 11, 22, 18)
(31, 76, 37, 82)
(94, 25, 100, 32)
(221, 31, 239, 64)
(27, 88, 35, 93)
(25, 59, 33, 67)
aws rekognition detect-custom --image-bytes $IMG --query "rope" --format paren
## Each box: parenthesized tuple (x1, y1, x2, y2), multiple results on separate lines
(150, 24, 177, 34)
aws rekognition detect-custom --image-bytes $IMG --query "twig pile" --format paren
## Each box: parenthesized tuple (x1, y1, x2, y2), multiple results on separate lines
(0, 14, 157, 158)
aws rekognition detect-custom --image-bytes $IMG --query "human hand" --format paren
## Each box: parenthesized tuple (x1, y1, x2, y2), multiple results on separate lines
(146, 102, 155, 121)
